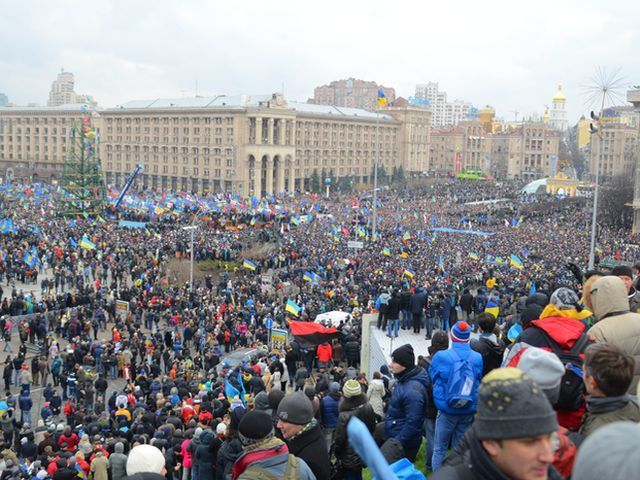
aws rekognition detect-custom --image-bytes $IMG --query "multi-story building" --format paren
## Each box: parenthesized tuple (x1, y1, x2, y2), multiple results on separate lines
(0, 94, 8, 107)
(310, 78, 396, 112)
(414, 82, 473, 127)
(0, 93, 432, 195)
(47, 70, 96, 107)
(589, 122, 637, 179)
(0, 104, 89, 180)
(430, 122, 559, 179)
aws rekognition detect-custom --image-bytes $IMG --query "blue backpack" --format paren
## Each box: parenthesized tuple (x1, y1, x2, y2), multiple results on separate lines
(444, 349, 475, 409)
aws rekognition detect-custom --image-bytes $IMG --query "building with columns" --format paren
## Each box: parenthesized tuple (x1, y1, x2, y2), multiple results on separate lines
(0, 93, 432, 195)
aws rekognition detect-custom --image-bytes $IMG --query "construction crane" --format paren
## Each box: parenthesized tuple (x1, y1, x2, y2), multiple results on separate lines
(114, 164, 144, 209)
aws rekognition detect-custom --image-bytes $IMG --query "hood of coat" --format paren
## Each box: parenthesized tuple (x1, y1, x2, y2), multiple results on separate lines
(338, 394, 368, 412)
(591, 276, 630, 320)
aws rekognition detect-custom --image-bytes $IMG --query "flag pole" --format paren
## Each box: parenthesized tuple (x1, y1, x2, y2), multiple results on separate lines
(372, 102, 380, 242)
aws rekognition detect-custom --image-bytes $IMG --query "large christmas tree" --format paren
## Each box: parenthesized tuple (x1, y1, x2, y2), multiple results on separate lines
(58, 106, 106, 217)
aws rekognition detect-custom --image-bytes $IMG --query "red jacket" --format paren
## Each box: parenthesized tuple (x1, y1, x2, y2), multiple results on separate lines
(317, 343, 333, 363)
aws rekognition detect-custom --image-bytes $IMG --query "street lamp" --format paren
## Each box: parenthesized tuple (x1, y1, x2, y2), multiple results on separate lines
(588, 110, 603, 271)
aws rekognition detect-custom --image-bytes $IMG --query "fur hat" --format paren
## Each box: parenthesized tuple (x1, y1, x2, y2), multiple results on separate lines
(126, 445, 166, 475)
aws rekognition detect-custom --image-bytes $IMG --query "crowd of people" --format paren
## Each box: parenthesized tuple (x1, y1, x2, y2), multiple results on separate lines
(0, 177, 638, 479)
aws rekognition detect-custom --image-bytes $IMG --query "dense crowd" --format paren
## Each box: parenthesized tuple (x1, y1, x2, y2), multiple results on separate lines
(0, 178, 638, 479)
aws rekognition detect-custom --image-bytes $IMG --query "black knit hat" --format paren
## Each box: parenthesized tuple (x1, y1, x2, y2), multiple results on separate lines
(474, 368, 558, 441)
(267, 389, 285, 410)
(230, 406, 246, 431)
(238, 411, 273, 446)
(391, 344, 415, 370)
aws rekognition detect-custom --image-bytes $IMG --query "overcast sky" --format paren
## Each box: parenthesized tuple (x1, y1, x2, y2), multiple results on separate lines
(1, 0, 638, 123)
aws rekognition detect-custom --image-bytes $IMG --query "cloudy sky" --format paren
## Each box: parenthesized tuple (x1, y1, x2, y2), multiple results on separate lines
(1, 0, 638, 123)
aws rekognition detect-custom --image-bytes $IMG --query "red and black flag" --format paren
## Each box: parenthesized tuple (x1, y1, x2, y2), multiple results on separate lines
(287, 320, 340, 348)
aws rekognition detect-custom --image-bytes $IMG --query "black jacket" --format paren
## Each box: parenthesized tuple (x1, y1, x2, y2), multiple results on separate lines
(386, 296, 402, 321)
(471, 335, 505, 377)
(286, 423, 331, 480)
(334, 395, 376, 469)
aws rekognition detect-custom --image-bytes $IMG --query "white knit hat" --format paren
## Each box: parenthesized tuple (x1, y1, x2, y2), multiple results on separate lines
(126, 445, 166, 475)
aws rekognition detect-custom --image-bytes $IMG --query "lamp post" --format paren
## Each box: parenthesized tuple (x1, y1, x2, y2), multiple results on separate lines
(588, 106, 604, 271)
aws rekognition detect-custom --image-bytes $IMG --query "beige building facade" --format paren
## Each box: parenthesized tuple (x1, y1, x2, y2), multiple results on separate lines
(430, 122, 560, 179)
(589, 122, 637, 179)
(0, 104, 89, 180)
(0, 93, 431, 195)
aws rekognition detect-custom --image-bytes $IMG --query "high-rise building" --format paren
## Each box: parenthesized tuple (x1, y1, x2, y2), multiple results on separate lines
(548, 84, 568, 132)
(414, 82, 473, 127)
(310, 78, 395, 112)
(0, 93, 8, 107)
(46, 69, 97, 107)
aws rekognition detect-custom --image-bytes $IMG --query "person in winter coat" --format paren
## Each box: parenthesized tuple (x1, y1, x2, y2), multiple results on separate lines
(431, 368, 563, 480)
(376, 289, 391, 330)
(514, 287, 593, 430)
(366, 372, 385, 420)
(320, 382, 341, 449)
(195, 430, 216, 480)
(430, 322, 483, 471)
(344, 336, 360, 369)
(470, 312, 505, 377)
(294, 366, 308, 392)
(108, 442, 128, 480)
(588, 276, 640, 393)
(423, 330, 449, 471)
(385, 344, 430, 461)
(579, 343, 640, 437)
(334, 380, 376, 480)
(18, 390, 33, 425)
(386, 290, 402, 338)
(216, 406, 246, 480)
(610, 265, 640, 313)
(459, 289, 474, 326)
(233, 410, 316, 480)
(316, 342, 332, 371)
(410, 288, 428, 335)
(90, 451, 109, 480)
(277, 392, 330, 480)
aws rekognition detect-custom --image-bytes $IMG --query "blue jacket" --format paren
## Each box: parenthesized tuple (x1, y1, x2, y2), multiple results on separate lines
(18, 393, 32, 411)
(430, 343, 483, 415)
(384, 367, 429, 450)
(321, 393, 340, 429)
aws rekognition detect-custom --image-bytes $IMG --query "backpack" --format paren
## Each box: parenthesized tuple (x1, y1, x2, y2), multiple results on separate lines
(541, 331, 590, 411)
(240, 454, 300, 480)
(473, 296, 487, 314)
(444, 349, 476, 410)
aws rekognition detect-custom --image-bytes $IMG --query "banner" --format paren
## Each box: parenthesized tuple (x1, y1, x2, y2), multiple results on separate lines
(270, 328, 288, 349)
(118, 220, 147, 229)
(115, 300, 129, 320)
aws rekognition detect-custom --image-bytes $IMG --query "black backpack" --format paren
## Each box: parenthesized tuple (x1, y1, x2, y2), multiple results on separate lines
(541, 330, 590, 411)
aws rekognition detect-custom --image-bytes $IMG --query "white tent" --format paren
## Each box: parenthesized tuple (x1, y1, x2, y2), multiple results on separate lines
(314, 311, 351, 327)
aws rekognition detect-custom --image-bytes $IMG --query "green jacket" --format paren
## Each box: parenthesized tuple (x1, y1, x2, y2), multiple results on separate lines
(580, 398, 640, 437)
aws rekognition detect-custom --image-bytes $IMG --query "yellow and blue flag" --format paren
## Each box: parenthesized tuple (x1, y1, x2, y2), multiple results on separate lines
(80, 236, 96, 250)
(286, 299, 301, 316)
(242, 259, 257, 271)
(510, 254, 524, 269)
(382, 247, 391, 257)
(403, 268, 415, 279)
(377, 88, 387, 107)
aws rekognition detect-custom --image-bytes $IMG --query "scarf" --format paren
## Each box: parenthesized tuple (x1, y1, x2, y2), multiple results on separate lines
(289, 418, 318, 441)
(586, 394, 637, 414)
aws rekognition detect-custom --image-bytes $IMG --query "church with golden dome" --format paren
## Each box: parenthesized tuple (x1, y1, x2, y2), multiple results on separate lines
(548, 84, 568, 132)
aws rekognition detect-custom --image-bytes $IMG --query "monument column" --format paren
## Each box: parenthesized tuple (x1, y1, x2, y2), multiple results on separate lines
(255, 117, 263, 145)
(265, 157, 274, 195)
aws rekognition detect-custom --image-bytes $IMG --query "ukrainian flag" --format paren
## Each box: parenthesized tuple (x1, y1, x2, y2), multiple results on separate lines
(382, 247, 391, 257)
(243, 259, 257, 271)
(403, 268, 415, 279)
(79, 236, 96, 250)
(403, 231, 412, 241)
(303, 271, 314, 282)
(286, 299, 301, 316)
(430, 233, 437, 244)
(509, 254, 524, 269)
(377, 88, 387, 107)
